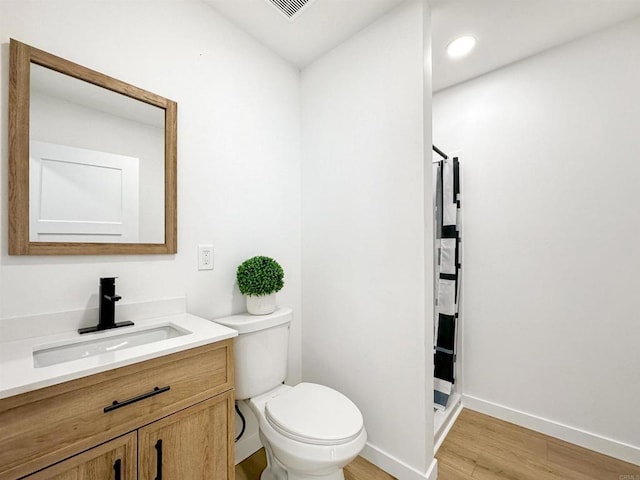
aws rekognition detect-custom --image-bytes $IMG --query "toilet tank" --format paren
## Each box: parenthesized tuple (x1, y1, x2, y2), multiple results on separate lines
(214, 307, 292, 400)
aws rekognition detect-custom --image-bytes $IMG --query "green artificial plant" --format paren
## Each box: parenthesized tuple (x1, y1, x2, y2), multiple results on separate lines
(236, 256, 284, 297)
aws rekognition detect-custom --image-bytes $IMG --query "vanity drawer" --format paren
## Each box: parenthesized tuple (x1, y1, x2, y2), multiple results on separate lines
(0, 339, 233, 480)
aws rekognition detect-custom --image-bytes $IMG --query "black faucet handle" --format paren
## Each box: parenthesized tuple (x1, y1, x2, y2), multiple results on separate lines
(100, 277, 119, 298)
(79, 277, 130, 334)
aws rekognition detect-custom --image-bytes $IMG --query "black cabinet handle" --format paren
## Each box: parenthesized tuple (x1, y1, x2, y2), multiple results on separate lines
(155, 439, 163, 480)
(113, 458, 121, 480)
(103, 386, 170, 413)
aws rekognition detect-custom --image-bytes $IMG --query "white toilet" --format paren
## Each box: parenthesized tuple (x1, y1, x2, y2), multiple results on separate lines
(215, 307, 367, 480)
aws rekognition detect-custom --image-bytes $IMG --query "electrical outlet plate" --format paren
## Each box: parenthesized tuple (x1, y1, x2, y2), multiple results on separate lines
(198, 245, 214, 270)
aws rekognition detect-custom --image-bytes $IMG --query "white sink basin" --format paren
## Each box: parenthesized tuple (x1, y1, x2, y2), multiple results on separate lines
(33, 324, 190, 368)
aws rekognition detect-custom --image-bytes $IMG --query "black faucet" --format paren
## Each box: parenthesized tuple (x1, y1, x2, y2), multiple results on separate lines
(78, 277, 134, 334)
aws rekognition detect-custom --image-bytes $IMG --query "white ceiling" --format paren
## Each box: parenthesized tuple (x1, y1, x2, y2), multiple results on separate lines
(202, 0, 640, 91)
(430, 0, 640, 91)
(202, 0, 405, 67)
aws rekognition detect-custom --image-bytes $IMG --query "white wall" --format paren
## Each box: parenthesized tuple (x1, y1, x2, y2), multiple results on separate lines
(434, 17, 640, 463)
(301, 1, 435, 478)
(0, 0, 301, 382)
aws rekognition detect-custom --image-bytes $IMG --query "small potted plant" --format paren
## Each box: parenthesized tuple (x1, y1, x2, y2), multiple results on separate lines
(236, 256, 284, 315)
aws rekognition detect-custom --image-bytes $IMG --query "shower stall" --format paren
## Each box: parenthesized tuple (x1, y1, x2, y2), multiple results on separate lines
(432, 145, 464, 450)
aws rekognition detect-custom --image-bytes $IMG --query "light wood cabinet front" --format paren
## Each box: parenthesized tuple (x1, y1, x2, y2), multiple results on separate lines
(24, 433, 136, 480)
(0, 340, 233, 480)
(138, 391, 234, 480)
(1, 340, 235, 480)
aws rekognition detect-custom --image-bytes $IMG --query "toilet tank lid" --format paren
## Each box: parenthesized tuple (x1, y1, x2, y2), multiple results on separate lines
(213, 306, 292, 334)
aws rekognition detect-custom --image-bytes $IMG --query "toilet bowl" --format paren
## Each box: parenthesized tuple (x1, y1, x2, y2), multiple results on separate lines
(214, 307, 367, 480)
(248, 383, 367, 480)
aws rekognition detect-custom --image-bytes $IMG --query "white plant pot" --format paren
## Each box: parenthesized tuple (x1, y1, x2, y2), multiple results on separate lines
(246, 293, 277, 315)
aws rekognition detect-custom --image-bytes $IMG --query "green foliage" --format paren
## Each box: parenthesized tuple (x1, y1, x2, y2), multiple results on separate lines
(236, 256, 284, 296)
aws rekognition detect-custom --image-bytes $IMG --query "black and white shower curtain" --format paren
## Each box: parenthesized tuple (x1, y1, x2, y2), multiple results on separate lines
(434, 156, 461, 410)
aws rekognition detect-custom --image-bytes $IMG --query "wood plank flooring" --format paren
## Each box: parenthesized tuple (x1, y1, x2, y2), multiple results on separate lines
(436, 408, 640, 480)
(236, 408, 640, 480)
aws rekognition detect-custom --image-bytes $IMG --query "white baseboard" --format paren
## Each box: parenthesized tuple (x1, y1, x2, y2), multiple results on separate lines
(234, 432, 262, 465)
(463, 394, 640, 466)
(434, 400, 463, 453)
(426, 458, 438, 480)
(361, 443, 437, 480)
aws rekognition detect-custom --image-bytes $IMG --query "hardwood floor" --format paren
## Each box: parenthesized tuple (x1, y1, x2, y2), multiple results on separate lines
(236, 408, 640, 480)
(235, 449, 396, 480)
(437, 408, 640, 480)
(235, 449, 267, 480)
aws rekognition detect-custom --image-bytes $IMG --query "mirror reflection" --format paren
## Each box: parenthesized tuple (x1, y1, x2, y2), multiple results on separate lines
(29, 64, 166, 244)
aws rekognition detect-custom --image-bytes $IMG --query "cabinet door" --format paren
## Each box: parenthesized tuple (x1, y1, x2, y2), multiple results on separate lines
(24, 432, 136, 480)
(138, 391, 234, 480)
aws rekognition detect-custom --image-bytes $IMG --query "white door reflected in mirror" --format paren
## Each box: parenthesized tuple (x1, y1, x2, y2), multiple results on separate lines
(29, 141, 140, 243)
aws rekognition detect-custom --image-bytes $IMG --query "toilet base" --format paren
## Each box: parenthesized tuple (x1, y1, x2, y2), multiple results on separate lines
(261, 466, 345, 480)
(260, 431, 287, 480)
(287, 471, 345, 480)
(260, 430, 346, 480)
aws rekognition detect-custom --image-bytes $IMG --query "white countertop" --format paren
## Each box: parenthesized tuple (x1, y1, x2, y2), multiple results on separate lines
(0, 313, 237, 400)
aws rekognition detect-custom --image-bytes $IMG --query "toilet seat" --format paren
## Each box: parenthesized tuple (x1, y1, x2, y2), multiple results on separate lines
(265, 383, 364, 446)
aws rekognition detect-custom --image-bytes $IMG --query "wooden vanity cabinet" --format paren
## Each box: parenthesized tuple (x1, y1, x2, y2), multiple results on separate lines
(138, 393, 233, 480)
(0, 340, 235, 480)
(22, 433, 137, 480)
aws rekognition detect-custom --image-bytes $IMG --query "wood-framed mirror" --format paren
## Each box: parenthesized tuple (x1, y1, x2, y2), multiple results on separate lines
(8, 39, 177, 255)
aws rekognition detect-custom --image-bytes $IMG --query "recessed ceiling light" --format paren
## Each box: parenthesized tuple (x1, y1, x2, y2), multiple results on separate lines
(446, 36, 476, 58)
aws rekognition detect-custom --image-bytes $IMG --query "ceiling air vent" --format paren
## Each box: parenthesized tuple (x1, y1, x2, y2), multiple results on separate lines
(266, 0, 318, 21)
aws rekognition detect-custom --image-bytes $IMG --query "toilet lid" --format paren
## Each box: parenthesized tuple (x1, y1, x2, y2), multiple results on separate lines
(265, 383, 364, 446)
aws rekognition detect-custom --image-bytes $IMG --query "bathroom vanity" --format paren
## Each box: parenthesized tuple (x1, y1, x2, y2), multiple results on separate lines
(0, 313, 237, 480)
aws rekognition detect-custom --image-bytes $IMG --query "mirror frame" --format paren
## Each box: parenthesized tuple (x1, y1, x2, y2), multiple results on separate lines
(8, 39, 177, 255)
